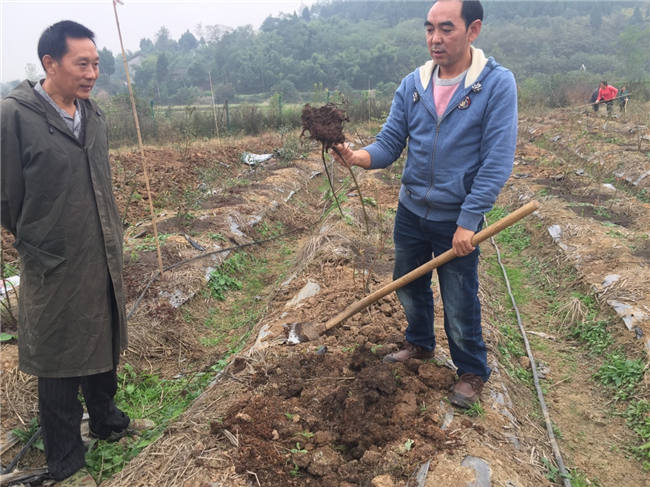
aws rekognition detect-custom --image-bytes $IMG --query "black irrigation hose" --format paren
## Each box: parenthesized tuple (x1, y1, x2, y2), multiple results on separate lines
(486, 216, 572, 487)
(126, 226, 306, 320)
(0, 426, 42, 475)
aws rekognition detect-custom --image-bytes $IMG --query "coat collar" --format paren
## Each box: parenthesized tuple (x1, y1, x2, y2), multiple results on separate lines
(8, 79, 99, 146)
(418, 46, 488, 90)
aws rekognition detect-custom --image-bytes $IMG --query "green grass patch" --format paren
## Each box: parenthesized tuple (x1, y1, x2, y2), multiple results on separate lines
(86, 362, 215, 483)
(201, 251, 277, 348)
(486, 206, 532, 255)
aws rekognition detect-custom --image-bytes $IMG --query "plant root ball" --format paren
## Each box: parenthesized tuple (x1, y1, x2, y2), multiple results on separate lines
(300, 103, 349, 152)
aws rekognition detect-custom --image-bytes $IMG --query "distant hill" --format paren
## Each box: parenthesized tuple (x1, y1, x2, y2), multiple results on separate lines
(92, 0, 650, 106)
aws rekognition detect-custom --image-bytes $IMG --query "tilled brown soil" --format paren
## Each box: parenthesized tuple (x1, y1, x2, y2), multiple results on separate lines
(217, 348, 458, 485)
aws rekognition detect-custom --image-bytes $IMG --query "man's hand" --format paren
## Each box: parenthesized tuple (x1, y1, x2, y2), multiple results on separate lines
(452, 226, 476, 256)
(330, 144, 372, 169)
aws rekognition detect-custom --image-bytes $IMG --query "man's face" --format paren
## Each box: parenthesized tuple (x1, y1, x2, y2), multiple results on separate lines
(47, 37, 99, 100)
(425, 0, 480, 72)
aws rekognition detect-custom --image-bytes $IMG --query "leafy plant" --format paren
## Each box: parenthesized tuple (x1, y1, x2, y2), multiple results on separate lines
(623, 399, 650, 467)
(290, 442, 307, 454)
(207, 253, 253, 300)
(11, 418, 44, 451)
(0, 332, 16, 342)
(208, 270, 242, 300)
(133, 233, 171, 252)
(570, 319, 613, 355)
(2, 262, 19, 278)
(401, 438, 415, 452)
(595, 353, 645, 401)
(209, 232, 226, 242)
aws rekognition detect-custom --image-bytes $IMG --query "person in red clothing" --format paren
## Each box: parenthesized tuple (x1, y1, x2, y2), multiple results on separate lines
(595, 80, 618, 115)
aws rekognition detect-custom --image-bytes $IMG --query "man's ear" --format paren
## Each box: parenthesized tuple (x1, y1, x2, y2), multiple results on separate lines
(41, 55, 57, 76)
(467, 19, 482, 43)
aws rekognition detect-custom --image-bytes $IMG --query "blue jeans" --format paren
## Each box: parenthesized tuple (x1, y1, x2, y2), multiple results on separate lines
(393, 203, 491, 381)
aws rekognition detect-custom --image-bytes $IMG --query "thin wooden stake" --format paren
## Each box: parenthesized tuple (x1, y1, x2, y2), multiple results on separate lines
(112, 0, 163, 275)
(208, 71, 220, 141)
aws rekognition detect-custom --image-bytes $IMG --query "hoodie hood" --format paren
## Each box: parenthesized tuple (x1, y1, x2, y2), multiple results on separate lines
(418, 46, 489, 90)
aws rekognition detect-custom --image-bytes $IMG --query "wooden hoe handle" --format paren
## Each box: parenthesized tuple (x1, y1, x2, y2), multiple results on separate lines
(324, 200, 541, 332)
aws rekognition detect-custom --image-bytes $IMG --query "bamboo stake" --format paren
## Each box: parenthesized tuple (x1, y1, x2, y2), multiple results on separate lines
(208, 71, 220, 141)
(112, 0, 163, 275)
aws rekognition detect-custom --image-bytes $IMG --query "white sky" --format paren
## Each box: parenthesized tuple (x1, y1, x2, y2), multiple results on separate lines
(0, 0, 312, 82)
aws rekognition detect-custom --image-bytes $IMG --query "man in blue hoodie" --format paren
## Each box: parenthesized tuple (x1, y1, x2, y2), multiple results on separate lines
(332, 0, 517, 408)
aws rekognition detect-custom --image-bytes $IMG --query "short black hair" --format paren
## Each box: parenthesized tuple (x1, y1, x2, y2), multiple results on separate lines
(460, 1, 483, 28)
(37, 20, 95, 69)
(601, 80, 608, 86)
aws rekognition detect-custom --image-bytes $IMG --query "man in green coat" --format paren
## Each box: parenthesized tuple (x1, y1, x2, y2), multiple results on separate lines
(1, 21, 129, 484)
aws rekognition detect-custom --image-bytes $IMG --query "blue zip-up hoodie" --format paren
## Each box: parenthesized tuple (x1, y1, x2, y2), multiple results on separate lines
(365, 47, 518, 231)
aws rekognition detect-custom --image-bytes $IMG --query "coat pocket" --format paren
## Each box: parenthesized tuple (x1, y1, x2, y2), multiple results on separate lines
(14, 239, 66, 284)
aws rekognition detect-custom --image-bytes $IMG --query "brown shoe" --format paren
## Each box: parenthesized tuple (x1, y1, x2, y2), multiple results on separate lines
(448, 373, 485, 408)
(383, 342, 434, 363)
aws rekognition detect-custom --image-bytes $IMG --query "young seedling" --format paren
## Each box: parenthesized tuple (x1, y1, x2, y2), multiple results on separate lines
(300, 103, 370, 233)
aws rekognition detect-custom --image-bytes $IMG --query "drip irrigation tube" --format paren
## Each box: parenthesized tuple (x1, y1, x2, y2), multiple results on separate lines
(0, 427, 42, 476)
(486, 216, 572, 487)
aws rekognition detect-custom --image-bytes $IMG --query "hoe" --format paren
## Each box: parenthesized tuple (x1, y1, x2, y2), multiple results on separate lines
(288, 200, 540, 344)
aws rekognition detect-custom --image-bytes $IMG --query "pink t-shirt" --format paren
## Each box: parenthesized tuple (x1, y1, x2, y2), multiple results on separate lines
(433, 66, 467, 117)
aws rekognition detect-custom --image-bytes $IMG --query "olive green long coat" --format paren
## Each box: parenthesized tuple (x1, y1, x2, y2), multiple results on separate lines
(1, 80, 127, 378)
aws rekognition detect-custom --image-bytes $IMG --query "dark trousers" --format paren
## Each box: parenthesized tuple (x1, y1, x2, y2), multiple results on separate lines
(38, 369, 129, 480)
(393, 203, 491, 381)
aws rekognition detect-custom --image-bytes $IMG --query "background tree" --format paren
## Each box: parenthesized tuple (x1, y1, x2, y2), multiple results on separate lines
(98, 47, 116, 79)
(155, 26, 176, 51)
(179, 30, 198, 51)
(139, 38, 154, 53)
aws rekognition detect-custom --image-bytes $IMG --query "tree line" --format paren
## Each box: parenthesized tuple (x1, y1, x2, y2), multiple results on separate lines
(3, 1, 648, 107)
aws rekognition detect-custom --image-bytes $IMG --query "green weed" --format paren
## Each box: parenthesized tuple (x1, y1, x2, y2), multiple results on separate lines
(258, 221, 284, 239)
(86, 363, 212, 482)
(289, 461, 301, 477)
(207, 253, 253, 300)
(400, 438, 415, 452)
(570, 319, 613, 355)
(463, 402, 485, 417)
(568, 468, 602, 487)
(11, 418, 44, 451)
(595, 353, 645, 401)
(594, 206, 611, 219)
(209, 232, 226, 242)
(497, 321, 525, 363)
(2, 262, 19, 277)
(132, 233, 171, 252)
(290, 442, 307, 454)
(606, 229, 626, 239)
(623, 399, 650, 468)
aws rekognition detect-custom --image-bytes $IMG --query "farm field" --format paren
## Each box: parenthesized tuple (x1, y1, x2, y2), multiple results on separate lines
(1, 104, 649, 486)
